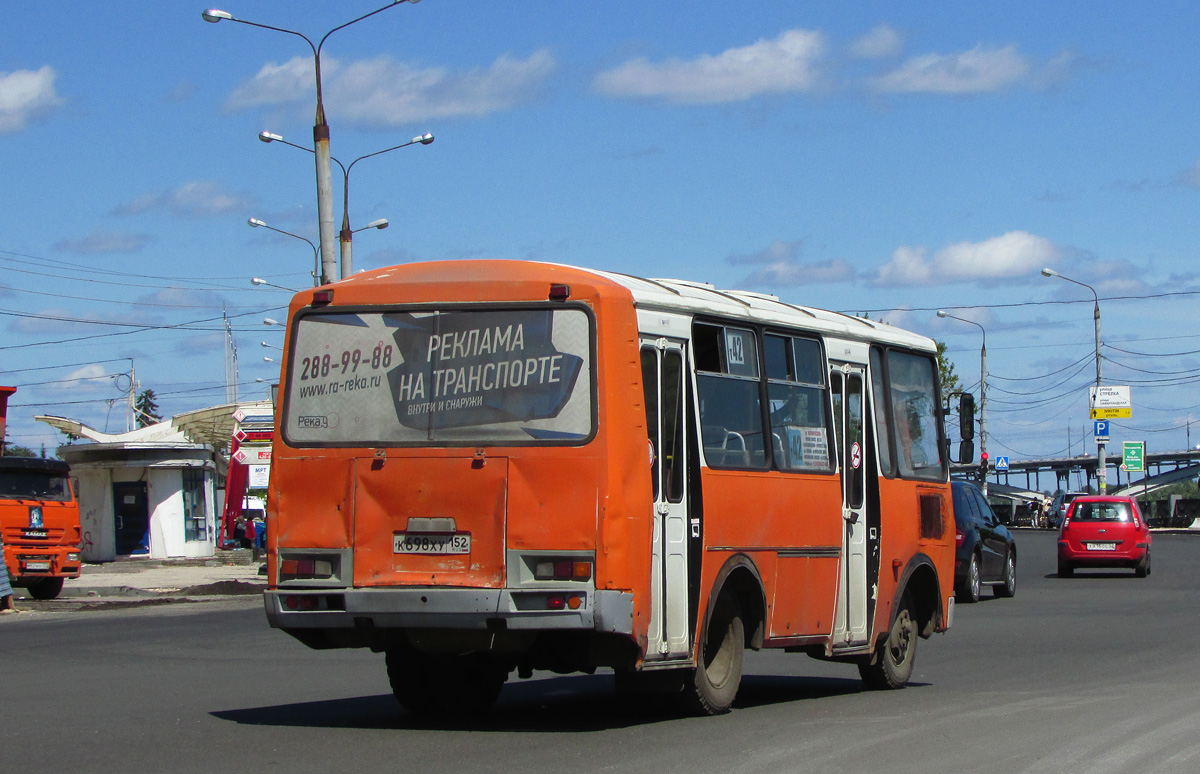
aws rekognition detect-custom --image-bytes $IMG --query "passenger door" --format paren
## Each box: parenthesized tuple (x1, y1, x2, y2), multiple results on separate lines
(830, 364, 869, 645)
(641, 338, 691, 660)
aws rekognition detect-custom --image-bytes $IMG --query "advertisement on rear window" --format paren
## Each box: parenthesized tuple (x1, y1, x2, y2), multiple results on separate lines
(283, 307, 592, 445)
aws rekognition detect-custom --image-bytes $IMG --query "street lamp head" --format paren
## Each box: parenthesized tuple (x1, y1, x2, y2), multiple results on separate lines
(251, 277, 267, 286)
(366, 218, 389, 230)
(1041, 267, 1058, 277)
(201, 9, 232, 22)
(263, 318, 282, 326)
(937, 310, 948, 318)
(259, 131, 283, 143)
(248, 218, 265, 228)
(414, 132, 434, 145)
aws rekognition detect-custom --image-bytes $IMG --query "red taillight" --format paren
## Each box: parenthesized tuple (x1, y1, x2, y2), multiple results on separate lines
(547, 595, 566, 610)
(955, 530, 965, 548)
(280, 557, 333, 580)
(311, 289, 333, 307)
(535, 559, 593, 581)
(549, 283, 571, 301)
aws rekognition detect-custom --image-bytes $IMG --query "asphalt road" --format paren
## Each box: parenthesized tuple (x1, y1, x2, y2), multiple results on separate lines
(3, 531, 1198, 774)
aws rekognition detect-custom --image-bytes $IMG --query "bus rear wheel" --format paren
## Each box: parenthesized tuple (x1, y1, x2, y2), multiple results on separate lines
(858, 593, 917, 690)
(26, 577, 64, 600)
(680, 592, 744, 715)
(385, 649, 508, 716)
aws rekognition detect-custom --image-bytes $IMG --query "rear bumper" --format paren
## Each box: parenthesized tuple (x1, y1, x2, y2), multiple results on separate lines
(264, 586, 634, 636)
(1058, 540, 1148, 566)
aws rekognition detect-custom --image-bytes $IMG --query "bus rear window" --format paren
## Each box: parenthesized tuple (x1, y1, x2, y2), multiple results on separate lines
(282, 306, 593, 446)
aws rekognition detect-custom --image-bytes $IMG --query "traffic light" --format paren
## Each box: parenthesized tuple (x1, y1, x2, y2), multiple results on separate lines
(979, 451, 990, 478)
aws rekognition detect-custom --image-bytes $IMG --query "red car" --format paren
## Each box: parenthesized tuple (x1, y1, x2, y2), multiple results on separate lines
(1057, 496, 1152, 578)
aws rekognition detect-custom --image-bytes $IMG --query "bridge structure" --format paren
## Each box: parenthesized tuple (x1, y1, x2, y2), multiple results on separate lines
(959, 449, 1200, 496)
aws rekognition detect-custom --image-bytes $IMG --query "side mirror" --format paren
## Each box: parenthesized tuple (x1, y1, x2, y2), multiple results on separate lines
(959, 439, 974, 466)
(959, 393, 975, 440)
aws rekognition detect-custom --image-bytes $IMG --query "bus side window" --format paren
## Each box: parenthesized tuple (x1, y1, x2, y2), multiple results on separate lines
(694, 323, 767, 469)
(766, 334, 831, 472)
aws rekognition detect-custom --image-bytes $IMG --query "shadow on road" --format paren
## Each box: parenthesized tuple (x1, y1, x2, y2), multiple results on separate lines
(211, 672, 879, 731)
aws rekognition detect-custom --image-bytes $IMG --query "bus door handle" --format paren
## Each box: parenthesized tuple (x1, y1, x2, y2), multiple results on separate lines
(656, 502, 670, 516)
(843, 508, 858, 524)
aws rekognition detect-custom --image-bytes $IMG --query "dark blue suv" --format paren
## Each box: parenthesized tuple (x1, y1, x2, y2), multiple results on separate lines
(952, 481, 1018, 603)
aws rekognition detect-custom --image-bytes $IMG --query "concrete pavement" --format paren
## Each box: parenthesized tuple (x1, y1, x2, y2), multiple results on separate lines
(8, 549, 267, 608)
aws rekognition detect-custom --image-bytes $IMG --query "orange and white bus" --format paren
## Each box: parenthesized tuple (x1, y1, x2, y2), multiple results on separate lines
(263, 260, 955, 715)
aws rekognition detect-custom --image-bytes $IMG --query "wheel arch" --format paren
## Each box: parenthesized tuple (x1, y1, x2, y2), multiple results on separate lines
(705, 553, 767, 651)
(893, 553, 944, 639)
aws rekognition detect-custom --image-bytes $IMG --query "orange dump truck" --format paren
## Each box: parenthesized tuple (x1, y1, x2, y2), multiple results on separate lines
(0, 457, 83, 599)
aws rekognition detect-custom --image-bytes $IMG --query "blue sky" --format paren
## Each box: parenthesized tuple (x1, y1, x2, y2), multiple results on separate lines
(3, 1, 1199, 469)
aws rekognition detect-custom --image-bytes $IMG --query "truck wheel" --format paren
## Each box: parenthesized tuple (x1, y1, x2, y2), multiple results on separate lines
(27, 577, 64, 600)
(680, 591, 744, 715)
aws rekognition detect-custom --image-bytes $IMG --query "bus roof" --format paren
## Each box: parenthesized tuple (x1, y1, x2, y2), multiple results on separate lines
(589, 269, 935, 353)
(330, 259, 936, 353)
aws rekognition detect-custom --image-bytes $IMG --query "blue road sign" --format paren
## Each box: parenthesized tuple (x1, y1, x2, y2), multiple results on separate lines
(1094, 419, 1110, 442)
(995, 455, 1010, 471)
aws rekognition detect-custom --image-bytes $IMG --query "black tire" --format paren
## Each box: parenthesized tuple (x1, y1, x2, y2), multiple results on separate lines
(680, 592, 744, 715)
(27, 577, 64, 600)
(385, 649, 507, 716)
(1057, 558, 1073, 578)
(958, 553, 981, 603)
(859, 593, 918, 690)
(1135, 550, 1151, 578)
(994, 550, 1016, 598)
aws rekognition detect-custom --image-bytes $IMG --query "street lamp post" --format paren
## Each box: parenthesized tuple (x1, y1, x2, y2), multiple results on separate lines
(938, 310, 988, 495)
(1043, 267, 1106, 494)
(248, 218, 318, 286)
(260, 130, 433, 277)
(203, 1, 423, 283)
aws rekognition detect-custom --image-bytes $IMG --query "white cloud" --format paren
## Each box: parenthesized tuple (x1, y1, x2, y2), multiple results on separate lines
(226, 51, 556, 125)
(851, 25, 903, 59)
(729, 240, 855, 287)
(0, 66, 63, 134)
(51, 364, 115, 393)
(873, 231, 1059, 287)
(53, 232, 150, 255)
(594, 29, 825, 104)
(115, 181, 252, 219)
(873, 44, 1031, 94)
(225, 57, 318, 111)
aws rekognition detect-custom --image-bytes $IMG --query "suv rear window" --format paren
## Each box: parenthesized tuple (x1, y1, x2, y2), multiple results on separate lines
(1071, 501, 1132, 523)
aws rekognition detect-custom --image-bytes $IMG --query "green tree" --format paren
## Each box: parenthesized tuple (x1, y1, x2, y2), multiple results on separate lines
(1, 439, 37, 457)
(936, 341, 963, 397)
(135, 388, 163, 428)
